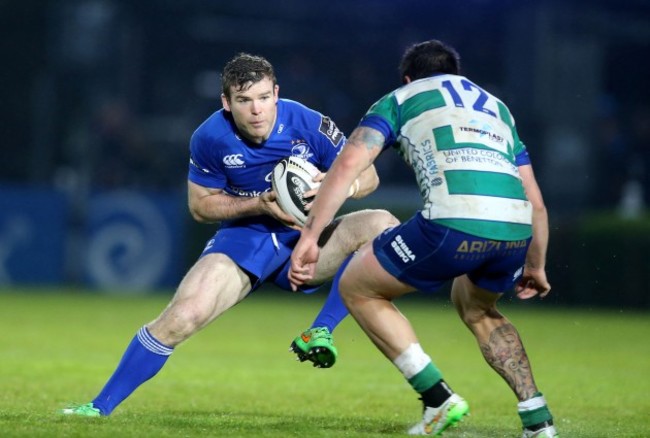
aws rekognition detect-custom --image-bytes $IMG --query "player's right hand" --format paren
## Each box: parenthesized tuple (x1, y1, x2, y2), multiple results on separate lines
(260, 191, 301, 230)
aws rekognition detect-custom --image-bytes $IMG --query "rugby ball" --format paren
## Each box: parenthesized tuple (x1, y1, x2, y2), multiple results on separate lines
(271, 156, 321, 226)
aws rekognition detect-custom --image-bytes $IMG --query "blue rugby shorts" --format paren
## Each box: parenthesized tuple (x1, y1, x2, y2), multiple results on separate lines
(200, 226, 320, 294)
(372, 212, 531, 293)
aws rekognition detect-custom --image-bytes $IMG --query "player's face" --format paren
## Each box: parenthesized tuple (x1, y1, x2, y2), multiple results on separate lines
(222, 77, 279, 144)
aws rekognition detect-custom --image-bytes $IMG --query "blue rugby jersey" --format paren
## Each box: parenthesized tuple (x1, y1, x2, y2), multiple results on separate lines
(188, 99, 345, 233)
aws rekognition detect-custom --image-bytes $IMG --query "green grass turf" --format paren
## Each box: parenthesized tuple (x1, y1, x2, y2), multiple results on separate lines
(0, 287, 648, 437)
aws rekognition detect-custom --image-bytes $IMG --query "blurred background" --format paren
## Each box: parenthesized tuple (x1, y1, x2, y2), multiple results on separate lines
(1, 0, 649, 307)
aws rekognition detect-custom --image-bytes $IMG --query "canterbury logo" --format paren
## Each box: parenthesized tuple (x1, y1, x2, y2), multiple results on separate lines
(223, 154, 245, 167)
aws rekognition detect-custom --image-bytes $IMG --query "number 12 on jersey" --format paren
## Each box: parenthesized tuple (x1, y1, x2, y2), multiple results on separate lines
(441, 79, 497, 118)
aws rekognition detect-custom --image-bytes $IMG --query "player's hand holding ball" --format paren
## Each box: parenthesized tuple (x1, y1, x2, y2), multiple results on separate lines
(259, 191, 301, 229)
(271, 156, 322, 227)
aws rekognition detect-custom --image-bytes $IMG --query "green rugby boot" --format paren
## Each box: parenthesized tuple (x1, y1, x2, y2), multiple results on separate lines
(60, 402, 101, 417)
(289, 327, 338, 368)
(408, 393, 469, 436)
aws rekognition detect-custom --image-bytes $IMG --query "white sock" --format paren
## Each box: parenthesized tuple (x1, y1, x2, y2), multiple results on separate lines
(392, 343, 431, 379)
(518, 394, 547, 412)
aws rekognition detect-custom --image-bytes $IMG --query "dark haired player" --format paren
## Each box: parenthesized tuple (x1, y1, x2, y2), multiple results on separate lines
(290, 40, 557, 437)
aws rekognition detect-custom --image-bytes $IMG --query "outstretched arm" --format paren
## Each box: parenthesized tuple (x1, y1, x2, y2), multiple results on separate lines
(289, 127, 385, 289)
(515, 164, 551, 299)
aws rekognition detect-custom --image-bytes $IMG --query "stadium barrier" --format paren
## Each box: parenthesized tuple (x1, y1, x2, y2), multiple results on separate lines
(1, 186, 648, 308)
(0, 186, 185, 292)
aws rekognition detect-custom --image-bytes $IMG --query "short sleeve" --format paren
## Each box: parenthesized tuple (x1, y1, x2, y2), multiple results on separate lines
(188, 130, 227, 189)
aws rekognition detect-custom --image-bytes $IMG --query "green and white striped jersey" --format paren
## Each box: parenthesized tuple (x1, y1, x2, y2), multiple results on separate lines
(363, 74, 532, 241)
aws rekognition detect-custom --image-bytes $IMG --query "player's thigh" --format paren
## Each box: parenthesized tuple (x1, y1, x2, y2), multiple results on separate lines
(166, 252, 252, 322)
(313, 209, 398, 283)
(339, 241, 415, 302)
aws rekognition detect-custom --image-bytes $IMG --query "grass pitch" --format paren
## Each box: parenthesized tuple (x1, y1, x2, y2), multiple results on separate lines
(0, 288, 648, 437)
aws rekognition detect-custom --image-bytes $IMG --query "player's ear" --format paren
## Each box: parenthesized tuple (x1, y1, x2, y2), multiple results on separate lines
(273, 84, 279, 102)
(221, 93, 231, 112)
(403, 75, 412, 84)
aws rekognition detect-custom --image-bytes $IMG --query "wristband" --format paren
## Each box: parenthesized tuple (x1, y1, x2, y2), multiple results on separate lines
(347, 178, 360, 198)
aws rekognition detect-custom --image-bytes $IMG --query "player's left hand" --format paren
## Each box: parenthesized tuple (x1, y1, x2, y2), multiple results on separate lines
(289, 236, 320, 291)
(515, 267, 551, 299)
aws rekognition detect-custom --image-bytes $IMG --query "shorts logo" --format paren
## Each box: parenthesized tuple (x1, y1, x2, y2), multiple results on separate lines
(223, 154, 245, 168)
(391, 234, 415, 263)
(456, 239, 527, 254)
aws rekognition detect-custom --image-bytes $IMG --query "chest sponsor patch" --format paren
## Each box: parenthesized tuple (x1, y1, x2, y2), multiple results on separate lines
(319, 116, 344, 146)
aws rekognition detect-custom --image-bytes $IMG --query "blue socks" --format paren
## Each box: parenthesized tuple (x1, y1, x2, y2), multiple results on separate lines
(310, 254, 353, 332)
(92, 326, 173, 415)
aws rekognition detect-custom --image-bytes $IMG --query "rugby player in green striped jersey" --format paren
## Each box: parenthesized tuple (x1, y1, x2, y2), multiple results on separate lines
(289, 40, 557, 437)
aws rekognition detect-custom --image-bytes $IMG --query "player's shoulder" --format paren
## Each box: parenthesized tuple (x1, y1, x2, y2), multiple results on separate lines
(278, 99, 344, 147)
(191, 108, 234, 145)
(278, 98, 321, 124)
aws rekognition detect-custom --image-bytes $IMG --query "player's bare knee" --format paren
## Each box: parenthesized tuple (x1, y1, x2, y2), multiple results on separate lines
(338, 285, 354, 308)
(338, 272, 360, 306)
(338, 282, 372, 311)
(319, 209, 398, 257)
(351, 209, 399, 244)
(339, 268, 387, 307)
(151, 302, 209, 345)
(371, 209, 400, 234)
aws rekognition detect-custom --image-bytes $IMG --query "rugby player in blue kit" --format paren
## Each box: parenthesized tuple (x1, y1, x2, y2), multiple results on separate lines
(62, 53, 398, 417)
